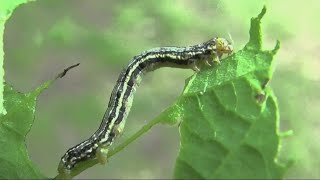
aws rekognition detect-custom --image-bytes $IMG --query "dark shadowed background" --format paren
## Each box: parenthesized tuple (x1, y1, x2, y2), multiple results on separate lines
(4, 0, 319, 178)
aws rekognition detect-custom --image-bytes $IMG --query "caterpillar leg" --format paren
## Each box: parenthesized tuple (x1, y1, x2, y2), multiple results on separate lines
(114, 121, 126, 137)
(191, 64, 200, 72)
(97, 146, 109, 165)
(204, 59, 212, 67)
(213, 55, 221, 64)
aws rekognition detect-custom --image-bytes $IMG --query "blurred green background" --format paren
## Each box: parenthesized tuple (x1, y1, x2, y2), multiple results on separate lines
(3, 0, 319, 178)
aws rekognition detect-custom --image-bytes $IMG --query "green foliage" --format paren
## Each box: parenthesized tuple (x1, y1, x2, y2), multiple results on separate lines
(0, 0, 41, 178)
(0, 0, 34, 114)
(0, 63, 78, 179)
(0, 82, 50, 179)
(1, 1, 289, 179)
(1, 3, 78, 177)
(156, 7, 288, 179)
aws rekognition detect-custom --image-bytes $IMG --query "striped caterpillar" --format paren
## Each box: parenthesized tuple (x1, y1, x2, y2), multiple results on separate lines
(58, 37, 233, 176)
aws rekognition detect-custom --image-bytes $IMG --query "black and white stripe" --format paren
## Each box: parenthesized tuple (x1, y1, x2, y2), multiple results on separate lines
(58, 37, 233, 174)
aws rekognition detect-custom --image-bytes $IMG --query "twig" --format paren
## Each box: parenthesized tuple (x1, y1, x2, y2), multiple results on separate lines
(56, 63, 80, 79)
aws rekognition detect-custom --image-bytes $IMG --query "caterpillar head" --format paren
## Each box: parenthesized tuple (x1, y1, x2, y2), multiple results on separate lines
(215, 37, 233, 57)
(204, 37, 233, 59)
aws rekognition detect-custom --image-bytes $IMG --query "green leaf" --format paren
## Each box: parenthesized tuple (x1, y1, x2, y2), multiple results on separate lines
(0, 61, 78, 179)
(0, 0, 35, 114)
(1, 1, 73, 178)
(0, 83, 50, 179)
(0, 0, 48, 178)
(158, 6, 288, 179)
